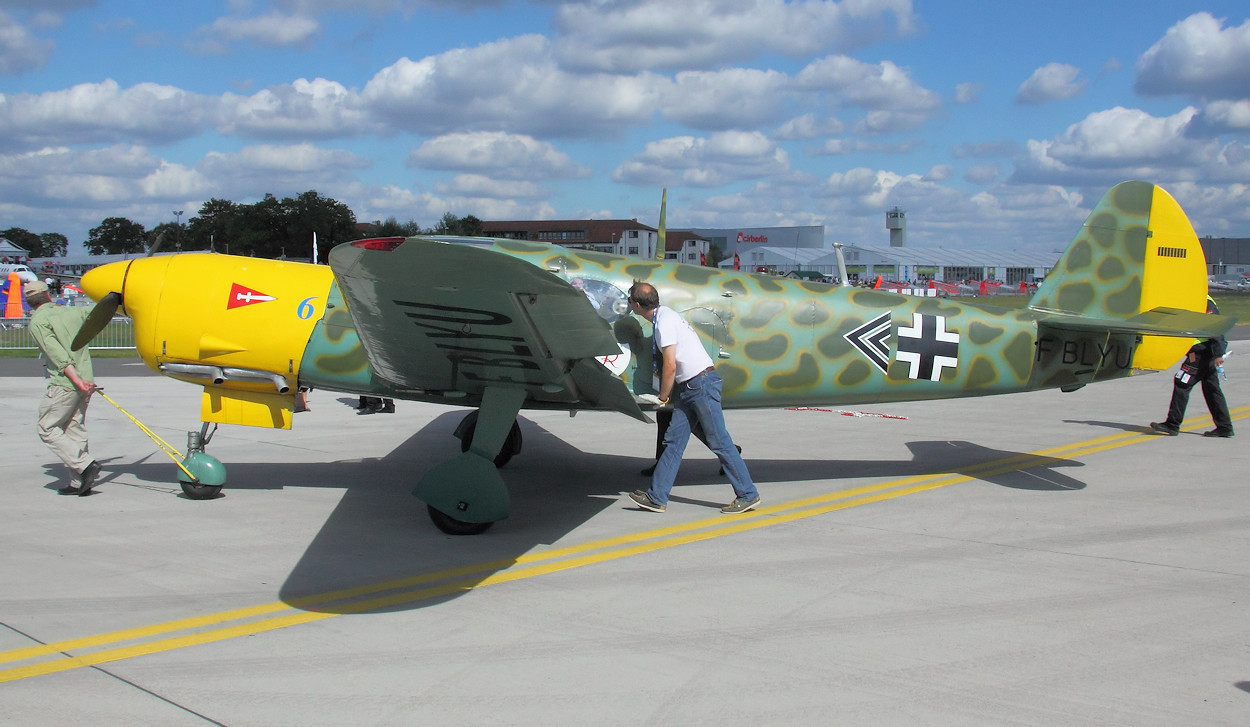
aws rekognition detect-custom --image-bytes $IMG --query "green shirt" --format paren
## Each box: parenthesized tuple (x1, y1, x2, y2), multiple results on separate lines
(30, 302, 95, 391)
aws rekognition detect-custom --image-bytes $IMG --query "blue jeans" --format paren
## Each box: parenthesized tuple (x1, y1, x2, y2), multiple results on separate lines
(645, 370, 758, 505)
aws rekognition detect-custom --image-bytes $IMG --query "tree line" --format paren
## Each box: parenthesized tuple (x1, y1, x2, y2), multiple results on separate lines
(2, 191, 484, 263)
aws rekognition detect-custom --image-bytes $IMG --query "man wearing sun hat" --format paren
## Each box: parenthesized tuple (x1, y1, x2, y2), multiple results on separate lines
(25, 280, 104, 495)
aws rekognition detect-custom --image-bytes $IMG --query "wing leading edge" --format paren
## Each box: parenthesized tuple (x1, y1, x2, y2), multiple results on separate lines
(329, 237, 649, 421)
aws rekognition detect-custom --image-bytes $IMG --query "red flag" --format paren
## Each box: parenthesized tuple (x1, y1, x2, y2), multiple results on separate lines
(227, 283, 277, 310)
(733, 253, 740, 270)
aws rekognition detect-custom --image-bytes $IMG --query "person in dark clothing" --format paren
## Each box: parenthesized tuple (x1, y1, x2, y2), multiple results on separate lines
(1150, 300, 1233, 438)
(358, 396, 394, 415)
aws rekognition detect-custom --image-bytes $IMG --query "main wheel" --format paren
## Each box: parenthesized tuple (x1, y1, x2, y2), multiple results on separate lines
(457, 419, 522, 468)
(428, 505, 493, 535)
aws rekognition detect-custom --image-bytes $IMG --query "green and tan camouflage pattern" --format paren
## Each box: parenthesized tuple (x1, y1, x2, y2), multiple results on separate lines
(299, 181, 1213, 413)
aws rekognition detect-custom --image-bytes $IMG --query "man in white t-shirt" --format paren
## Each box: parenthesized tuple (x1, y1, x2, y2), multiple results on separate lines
(624, 282, 760, 514)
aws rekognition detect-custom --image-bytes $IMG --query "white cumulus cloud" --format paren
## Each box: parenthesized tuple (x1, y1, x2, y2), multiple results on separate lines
(407, 131, 591, 180)
(612, 131, 790, 187)
(1135, 12, 1250, 100)
(361, 35, 667, 138)
(554, 0, 917, 73)
(220, 78, 377, 140)
(1012, 107, 1221, 185)
(1015, 63, 1086, 105)
(0, 80, 215, 149)
(794, 55, 941, 113)
(202, 11, 320, 49)
(0, 11, 54, 74)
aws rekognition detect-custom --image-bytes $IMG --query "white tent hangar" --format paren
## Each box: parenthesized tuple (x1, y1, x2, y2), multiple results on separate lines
(0, 237, 30, 260)
(724, 243, 1061, 285)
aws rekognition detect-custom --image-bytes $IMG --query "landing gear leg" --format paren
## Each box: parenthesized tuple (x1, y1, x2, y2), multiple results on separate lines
(180, 422, 226, 500)
(415, 386, 525, 535)
(455, 410, 523, 468)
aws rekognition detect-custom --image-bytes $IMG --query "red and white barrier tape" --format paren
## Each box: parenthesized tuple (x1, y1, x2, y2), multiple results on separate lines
(786, 407, 908, 419)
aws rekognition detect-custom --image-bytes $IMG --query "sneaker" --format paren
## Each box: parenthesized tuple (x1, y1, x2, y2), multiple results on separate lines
(1202, 429, 1234, 438)
(1149, 422, 1178, 436)
(628, 490, 665, 512)
(720, 496, 761, 514)
(78, 461, 102, 495)
(57, 485, 80, 496)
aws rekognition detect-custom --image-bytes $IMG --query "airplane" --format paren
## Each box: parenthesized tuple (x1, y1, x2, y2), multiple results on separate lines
(74, 180, 1234, 535)
(0, 262, 38, 283)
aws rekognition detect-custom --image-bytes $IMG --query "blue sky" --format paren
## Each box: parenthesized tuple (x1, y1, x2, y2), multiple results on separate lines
(2, 0, 1248, 254)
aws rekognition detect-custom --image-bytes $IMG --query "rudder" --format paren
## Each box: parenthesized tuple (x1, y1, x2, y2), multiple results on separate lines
(1028, 181, 1208, 370)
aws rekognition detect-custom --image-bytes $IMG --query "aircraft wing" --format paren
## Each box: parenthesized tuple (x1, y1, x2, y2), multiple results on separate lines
(329, 237, 649, 422)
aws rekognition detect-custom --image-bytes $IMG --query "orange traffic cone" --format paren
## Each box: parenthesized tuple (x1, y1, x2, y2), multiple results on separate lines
(4, 273, 23, 319)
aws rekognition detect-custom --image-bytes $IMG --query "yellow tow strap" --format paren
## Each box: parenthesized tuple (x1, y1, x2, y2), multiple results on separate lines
(97, 390, 198, 482)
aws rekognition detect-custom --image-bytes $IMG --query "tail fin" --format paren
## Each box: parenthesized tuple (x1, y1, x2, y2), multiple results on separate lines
(1028, 181, 1221, 369)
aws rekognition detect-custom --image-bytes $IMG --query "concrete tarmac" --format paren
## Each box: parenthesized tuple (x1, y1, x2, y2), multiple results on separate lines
(2, 359, 1248, 725)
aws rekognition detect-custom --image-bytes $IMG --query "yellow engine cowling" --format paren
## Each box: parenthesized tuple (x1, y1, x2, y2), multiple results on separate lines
(82, 253, 336, 429)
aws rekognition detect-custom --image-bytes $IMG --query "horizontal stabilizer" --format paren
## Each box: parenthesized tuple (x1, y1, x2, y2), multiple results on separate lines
(1033, 307, 1236, 340)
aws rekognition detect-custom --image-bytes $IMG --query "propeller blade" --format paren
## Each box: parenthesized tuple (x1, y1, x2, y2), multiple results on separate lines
(71, 292, 122, 351)
(147, 230, 168, 257)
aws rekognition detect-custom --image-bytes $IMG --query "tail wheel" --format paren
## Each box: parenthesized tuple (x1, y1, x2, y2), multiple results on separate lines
(427, 505, 493, 535)
(180, 482, 223, 500)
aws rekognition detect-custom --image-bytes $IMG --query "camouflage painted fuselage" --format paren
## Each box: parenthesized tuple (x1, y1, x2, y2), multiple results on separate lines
(298, 242, 1123, 411)
(298, 180, 1212, 413)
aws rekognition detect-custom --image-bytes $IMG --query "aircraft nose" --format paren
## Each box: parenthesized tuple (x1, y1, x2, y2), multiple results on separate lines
(80, 260, 131, 302)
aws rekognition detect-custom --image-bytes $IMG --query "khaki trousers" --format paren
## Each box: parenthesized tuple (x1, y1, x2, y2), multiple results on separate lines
(37, 385, 92, 485)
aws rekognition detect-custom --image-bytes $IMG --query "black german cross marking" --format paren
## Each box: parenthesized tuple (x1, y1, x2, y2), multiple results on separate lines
(895, 313, 959, 381)
(845, 312, 892, 374)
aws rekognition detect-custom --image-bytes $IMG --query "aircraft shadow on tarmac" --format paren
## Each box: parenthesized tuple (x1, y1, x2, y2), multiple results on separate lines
(93, 410, 1086, 615)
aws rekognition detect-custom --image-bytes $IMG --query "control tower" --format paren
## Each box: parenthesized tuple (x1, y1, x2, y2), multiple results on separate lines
(886, 207, 906, 247)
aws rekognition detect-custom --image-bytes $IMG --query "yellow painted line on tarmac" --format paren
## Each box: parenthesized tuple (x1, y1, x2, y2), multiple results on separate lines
(3, 406, 1246, 683)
